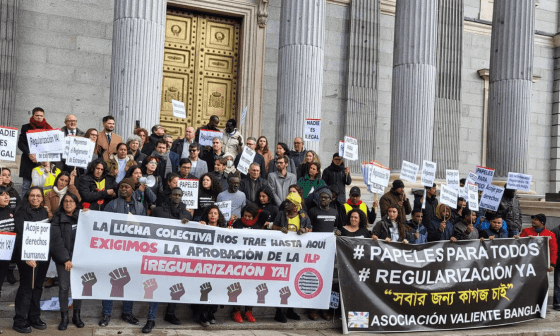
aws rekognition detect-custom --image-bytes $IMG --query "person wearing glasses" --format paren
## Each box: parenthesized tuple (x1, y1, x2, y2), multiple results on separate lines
(60, 114, 84, 136)
(322, 153, 352, 199)
(188, 143, 208, 178)
(289, 137, 307, 170)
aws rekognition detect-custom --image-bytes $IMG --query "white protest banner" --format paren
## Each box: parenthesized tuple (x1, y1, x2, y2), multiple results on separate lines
(343, 136, 358, 161)
(171, 100, 186, 119)
(240, 106, 248, 127)
(67, 137, 95, 168)
(177, 179, 199, 209)
(507, 172, 532, 192)
(467, 183, 479, 211)
(27, 129, 65, 154)
(338, 141, 344, 158)
(237, 146, 256, 175)
(304, 119, 321, 142)
(475, 166, 495, 191)
(420, 160, 437, 187)
(446, 170, 460, 190)
(0, 232, 16, 261)
(215, 201, 232, 221)
(459, 187, 467, 199)
(369, 161, 390, 194)
(400, 160, 419, 183)
(440, 184, 458, 209)
(36, 152, 61, 162)
(466, 170, 478, 185)
(62, 136, 71, 159)
(71, 210, 336, 308)
(21, 221, 50, 261)
(479, 184, 504, 211)
(361, 162, 374, 193)
(0, 126, 18, 161)
(199, 130, 222, 147)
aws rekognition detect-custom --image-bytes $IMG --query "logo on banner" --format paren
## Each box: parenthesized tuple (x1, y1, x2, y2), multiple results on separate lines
(295, 268, 323, 299)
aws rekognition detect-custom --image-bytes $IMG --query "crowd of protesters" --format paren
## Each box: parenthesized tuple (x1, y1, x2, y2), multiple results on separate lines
(0, 107, 557, 333)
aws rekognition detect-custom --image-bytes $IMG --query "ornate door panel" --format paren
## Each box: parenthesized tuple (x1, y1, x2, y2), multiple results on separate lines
(161, 10, 239, 136)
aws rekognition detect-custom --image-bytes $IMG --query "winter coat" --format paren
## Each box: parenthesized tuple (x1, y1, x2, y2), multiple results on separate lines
(14, 205, 49, 262)
(427, 204, 453, 242)
(45, 185, 81, 214)
(267, 171, 297, 206)
(5, 182, 21, 210)
(422, 195, 438, 228)
(232, 209, 270, 230)
(190, 159, 208, 179)
(521, 227, 558, 266)
(61, 126, 84, 136)
(258, 150, 273, 173)
(104, 197, 146, 216)
(405, 220, 428, 244)
(96, 131, 123, 161)
(211, 171, 229, 192)
(201, 149, 223, 172)
(171, 137, 195, 159)
(0, 205, 15, 233)
(322, 163, 352, 199)
(131, 151, 147, 167)
(480, 227, 508, 239)
(50, 211, 79, 264)
(132, 183, 157, 211)
(371, 217, 410, 242)
(272, 211, 311, 232)
(379, 189, 412, 225)
(297, 176, 327, 199)
(76, 173, 117, 211)
(240, 176, 268, 204)
(223, 129, 243, 157)
(234, 152, 267, 179)
(152, 201, 192, 221)
(17, 124, 37, 179)
(498, 196, 522, 234)
(453, 220, 480, 240)
(289, 149, 307, 169)
(195, 125, 220, 143)
(195, 187, 218, 219)
(141, 133, 164, 156)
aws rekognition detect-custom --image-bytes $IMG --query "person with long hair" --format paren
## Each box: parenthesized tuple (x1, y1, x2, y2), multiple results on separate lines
(297, 162, 326, 200)
(134, 127, 149, 153)
(83, 128, 99, 162)
(371, 204, 411, 243)
(255, 186, 278, 226)
(76, 159, 117, 211)
(49, 193, 84, 330)
(1, 167, 21, 210)
(339, 209, 370, 237)
(256, 136, 273, 172)
(297, 150, 320, 179)
(125, 165, 157, 212)
(0, 186, 16, 298)
(106, 143, 136, 183)
(268, 142, 296, 175)
(195, 173, 222, 220)
(140, 156, 163, 200)
(13, 187, 50, 333)
(45, 172, 81, 219)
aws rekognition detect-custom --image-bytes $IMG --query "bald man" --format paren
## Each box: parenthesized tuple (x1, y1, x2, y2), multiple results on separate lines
(61, 114, 84, 136)
(171, 126, 197, 159)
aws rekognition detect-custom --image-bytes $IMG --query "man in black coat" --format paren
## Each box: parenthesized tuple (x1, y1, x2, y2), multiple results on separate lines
(420, 184, 438, 228)
(171, 126, 196, 159)
(141, 124, 165, 155)
(322, 153, 352, 199)
(239, 163, 268, 204)
(195, 115, 220, 143)
(233, 137, 266, 179)
(200, 137, 225, 172)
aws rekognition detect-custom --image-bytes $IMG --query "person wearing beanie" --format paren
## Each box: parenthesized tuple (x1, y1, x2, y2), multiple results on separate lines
(519, 214, 557, 273)
(343, 186, 377, 224)
(98, 177, 146, 327)
(322, 153, 352, 200)
(379, 179, 411, 225)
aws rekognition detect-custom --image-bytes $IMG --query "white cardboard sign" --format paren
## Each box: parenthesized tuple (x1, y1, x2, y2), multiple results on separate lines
(420, 160, 437, 187)
(172, 100, 186, 119)
(177, 179, 199, 209)
(400, 160, 419, 183)
(237, 146, 256, 175)
(304, 119, 321, 142)
(199, 130, 223, 147)
(475, 166, 495, 191)
(62, 136, 71, 159)
(369, 164, 391, 190)
(0, 126, 18, 161)
(507, 172, 532, 192)
(36, 152, 61, 162)
(440, 184, 458, 209)
(466, 170, 478, 185)
(0, 232, 16, 261)
(66, 137, 96, 168)
(21, 221, 50, 261)
(467, 183, 479, 212)
(479, 184, 504, 211)
(215, 201, 232, 221)
(343, 136, 358, 161)
(27, 130, 65, 154)
(446, 170, 460, 190)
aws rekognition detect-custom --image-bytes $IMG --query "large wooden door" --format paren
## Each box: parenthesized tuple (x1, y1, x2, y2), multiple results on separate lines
(160, 10, 240, 138)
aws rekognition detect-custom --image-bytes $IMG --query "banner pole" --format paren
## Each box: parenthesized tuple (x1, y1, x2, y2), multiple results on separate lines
(32, 265, 35, 290)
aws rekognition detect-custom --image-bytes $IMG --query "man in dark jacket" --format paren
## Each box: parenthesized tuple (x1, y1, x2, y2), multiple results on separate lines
(322, 153, 351, 199)
(240, 163, 268, 204)
(453, 208, 479, 240)
(141, 124, 165, 155)
(178, 159, 197, 180)
(99, 178, 145, 327)
(290, 137, 307, 169)
(234, 137, 267, 179)
(195, 115, 220, 143)
(379, 179, 411, 225)
(200, 137, 224, 172)
(61, 114, 84, 136)
(420, 184, 438, 228)
(499, 185, 522, 237)
(479, 213, 508, 239)
(171, 126, 196, 159)
(406, 209, 427, 244)
(211, 158, 229, 191)
(18, 107, 52, 196)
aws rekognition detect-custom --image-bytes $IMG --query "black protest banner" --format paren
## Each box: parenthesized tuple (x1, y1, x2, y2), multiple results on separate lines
(336, 237, 549, 333)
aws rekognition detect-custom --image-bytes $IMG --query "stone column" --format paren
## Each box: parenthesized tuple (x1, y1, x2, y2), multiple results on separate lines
(487, 0, 535, 176)
(552, 33, 560, 192)
(0, 0, 18, 126)
(109, 0, 166, 140)
(389, 0, 438, 171)
(346, 0, 379, 173)
(276, 0, 325, 152)
(433, 0, 463, 178)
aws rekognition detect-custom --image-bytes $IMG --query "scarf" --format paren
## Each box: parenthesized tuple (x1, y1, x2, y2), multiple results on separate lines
(29, 117, 52, 130)
(286, 193, 302, 212)
(241, 210, 262, 227)
(152, 151, 172, 176)
(346, 198, 363, 207)
(535, 227, 545, 234)
(328, 162, 344, 172)
(53, 186, 68, 205)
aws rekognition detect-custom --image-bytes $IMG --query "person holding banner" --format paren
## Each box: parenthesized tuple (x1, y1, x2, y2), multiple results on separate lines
(194, 115, 220, 143)
(427, 204, 456, 242)
(255, 186, 278, 226)
(0, 186, 16, 297)
(339, 209, 370, 238)
(405, 209, 428, 244)
(31, 161, 61, 196)
(13, 187, 50, 333)
(322, 153, 351, 199)
(18, 107, 52, 197)
(520, 214, 558, 272)
(344, 187, 377, 224)
(297, 162, 326, 200)
(479, 213, 508, 240)
(256, 136, 273, 172)
(296, 150, 320, 180)
(49, 193, 84, 330)
(268, 143, 296, 175)
(379, 180, 411, 225)
(99, 178, 146, 327)
(45, 171, 81, 219)
(499, 185, 522, 237)
(453, 208, 479, 240)
(371, 204, 410, 243)
(1, 168, 20, 210)
(77, 159, 117, 211)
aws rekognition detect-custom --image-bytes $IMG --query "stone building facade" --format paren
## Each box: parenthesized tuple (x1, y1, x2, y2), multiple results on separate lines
(0, 0, 558, 194)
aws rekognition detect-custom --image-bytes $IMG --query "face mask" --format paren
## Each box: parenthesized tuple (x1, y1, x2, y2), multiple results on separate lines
(227, 161, 233, 167)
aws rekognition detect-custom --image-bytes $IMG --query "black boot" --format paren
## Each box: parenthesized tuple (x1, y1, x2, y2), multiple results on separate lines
(98, 314, 111, 327)
(7, 268, 17, 284)
(72, 309, 85, 328)
(274, 308, 287, 323)
(58, 311, 69, 330)
(142, 320, 155, 333)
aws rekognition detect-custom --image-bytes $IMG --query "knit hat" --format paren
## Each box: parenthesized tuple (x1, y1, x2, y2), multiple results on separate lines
(392, 179, 405, 190)
(531, 214, 546, 225)
(349, 186, 361, 196)
(119, 178, 136, 191)
(286, 192, 302, 212)
(333, 153, 342, 159)
(318, 188, 333, 199)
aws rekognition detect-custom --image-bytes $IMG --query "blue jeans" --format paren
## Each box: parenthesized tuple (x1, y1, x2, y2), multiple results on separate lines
(554, 267, 560, 308)
(148, 303, 158, 320)
(101, 300, 133, 316)
(21, 178, 31, 197)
